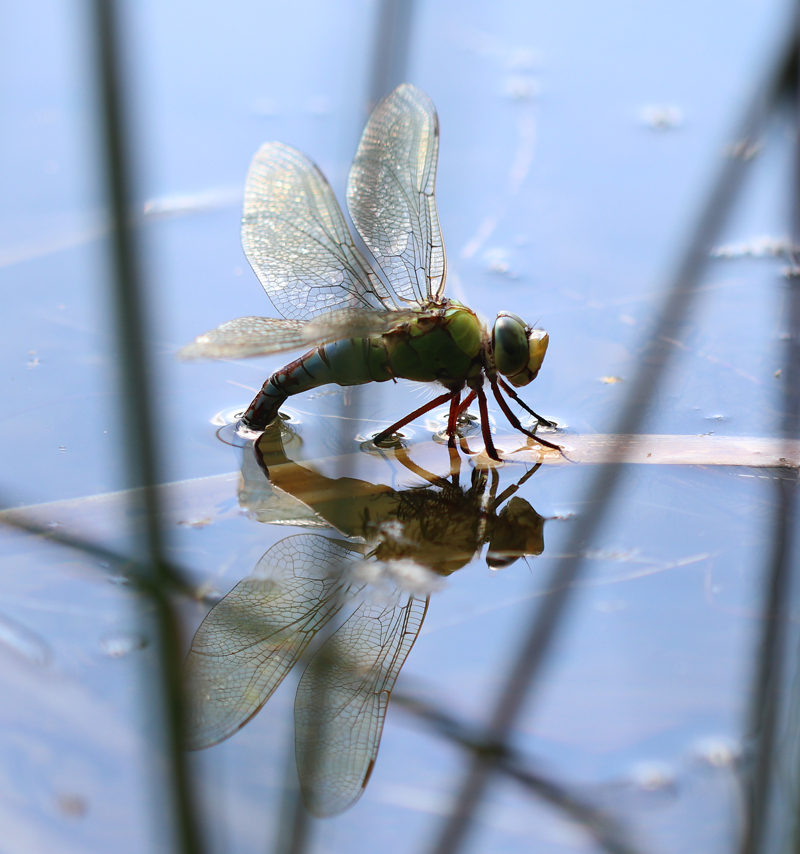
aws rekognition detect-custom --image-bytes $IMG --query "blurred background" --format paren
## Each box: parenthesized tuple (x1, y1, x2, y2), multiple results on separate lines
(2, 0, 799, 852)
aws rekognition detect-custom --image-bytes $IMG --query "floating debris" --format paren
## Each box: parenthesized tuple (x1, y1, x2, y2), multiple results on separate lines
(56, 794, 88, 818)
(484, 247, 513, 275)
(691, 736, 740, 768)
(641, 105, 683, 130)
(630, 761, 676, 792)
(194, 583, 223, 602)
(178, 517, 212, 529)
(99, 633, 147, 658)
(712, 235, 791, 259)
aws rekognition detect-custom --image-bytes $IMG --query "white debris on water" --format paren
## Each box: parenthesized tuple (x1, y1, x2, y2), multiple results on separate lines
(641, 104, 683, 129)
(99, 633, 148, 658)
(712, 235, 792, 259)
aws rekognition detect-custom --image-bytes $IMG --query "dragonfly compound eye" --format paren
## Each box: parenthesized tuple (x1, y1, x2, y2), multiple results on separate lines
(492, 313, 530, 379)
(492, 314, 549, 387)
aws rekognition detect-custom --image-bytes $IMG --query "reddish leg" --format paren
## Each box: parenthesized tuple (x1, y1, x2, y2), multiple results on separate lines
(457, 389, 477, 416)
(491, 380, 562, 452)
(448, 389, 478, 458)
(446, 390, 462, 447)
(474, 383, 500, 461)
(373, 390, 456, 444)
(496, 376, 554, 428)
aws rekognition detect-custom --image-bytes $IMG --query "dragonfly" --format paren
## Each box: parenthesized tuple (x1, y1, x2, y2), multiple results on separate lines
(184, 425, 549, 816)
(180, 83, 558, 460)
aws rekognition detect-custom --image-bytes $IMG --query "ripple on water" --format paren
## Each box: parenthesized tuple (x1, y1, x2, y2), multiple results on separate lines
(0, 612, 52, 666)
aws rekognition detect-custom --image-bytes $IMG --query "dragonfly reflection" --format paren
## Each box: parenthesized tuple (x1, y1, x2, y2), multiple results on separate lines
(184, 426, 547, 816)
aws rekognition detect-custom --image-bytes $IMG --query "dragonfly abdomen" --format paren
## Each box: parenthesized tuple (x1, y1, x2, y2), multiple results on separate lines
(242, 337, 393, 429)
(242, 306, 486, 430)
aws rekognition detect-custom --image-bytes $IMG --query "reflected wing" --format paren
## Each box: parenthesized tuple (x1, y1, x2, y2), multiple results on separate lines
(294, 588, 429, 816)
(347, 84, 446, 305)
(183, 535, 363, 750)
(238, 446, 331, 528)
(178, 307, 420, 360)
(243, 142, 396, 320)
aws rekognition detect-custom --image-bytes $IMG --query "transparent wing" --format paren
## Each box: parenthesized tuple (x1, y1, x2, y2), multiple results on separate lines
(243, 142, 396, 320)
(178, 317, 306, 360)
(178, 306, 420, 360)
(347, 83, 446, 305)
(294, 587, 429, 816)
(182, 535, 363, 750)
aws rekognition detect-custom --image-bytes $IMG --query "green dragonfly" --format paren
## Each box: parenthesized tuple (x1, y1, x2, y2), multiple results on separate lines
(180, 83, 557, 460)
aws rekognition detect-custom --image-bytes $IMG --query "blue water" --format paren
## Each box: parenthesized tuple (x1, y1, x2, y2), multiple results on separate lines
(0, 0, 796, 852)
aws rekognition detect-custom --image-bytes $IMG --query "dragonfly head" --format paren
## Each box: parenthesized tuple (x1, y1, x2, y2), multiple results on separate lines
(486, 497, 545, 568)
(491, 312, 549, 388)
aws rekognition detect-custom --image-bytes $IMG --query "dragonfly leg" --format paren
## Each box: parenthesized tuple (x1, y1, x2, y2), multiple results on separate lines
(496, 376, 555, 428)
(474, 382, 500, 461)
(394, 445, 451, 487)
(446, 390, 462, 447)
(487, 461, 542, 514)
(491, 380, 562, 452)
(457, 389, 477, 416)
(373, 390, 456, 444)
(443, 390, 477, 457)
(452, 391, 478, 458)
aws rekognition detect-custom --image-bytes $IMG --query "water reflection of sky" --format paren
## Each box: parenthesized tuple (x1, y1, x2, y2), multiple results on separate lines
(1, 0, 797, 851)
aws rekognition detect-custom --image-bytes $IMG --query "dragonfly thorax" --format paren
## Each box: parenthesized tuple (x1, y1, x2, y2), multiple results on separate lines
(383, 303, 485, 384)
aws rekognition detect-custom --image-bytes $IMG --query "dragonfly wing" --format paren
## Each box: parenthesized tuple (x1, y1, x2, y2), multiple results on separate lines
(294, 586, 429, 816)
(183, 535, 363, 750)
(243, 142, 396, 320)
(178, 308, 420, 361)
(347, 84, 446, 305)
(301, 305, 421, 340)
(178, 317, 307, 359)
